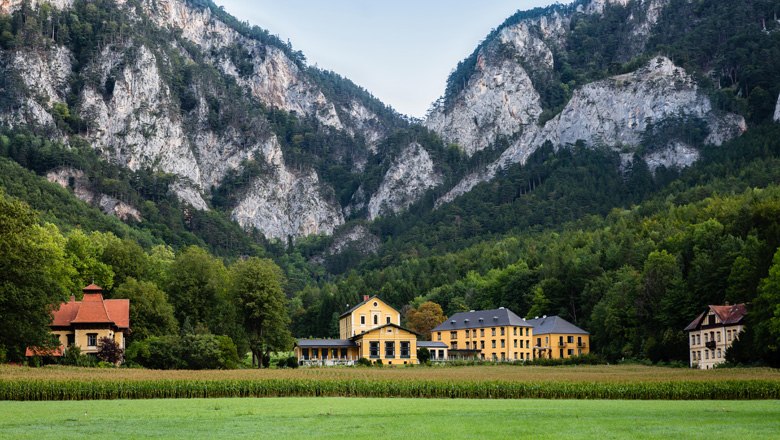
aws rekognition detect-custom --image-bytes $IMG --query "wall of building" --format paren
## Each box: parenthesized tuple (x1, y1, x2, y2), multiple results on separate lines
(435, 325, 534, 361)
(355, 326, 418, 365)
(533, 333, 590, 359)
(340, 298, 401, 339)
(689, 324, 743, 369)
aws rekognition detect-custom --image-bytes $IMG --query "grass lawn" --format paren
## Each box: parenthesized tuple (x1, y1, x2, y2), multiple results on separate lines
(0, 398, 778, 439)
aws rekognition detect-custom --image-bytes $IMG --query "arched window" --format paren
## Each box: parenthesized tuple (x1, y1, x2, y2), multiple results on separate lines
(373, 315, 378, 325)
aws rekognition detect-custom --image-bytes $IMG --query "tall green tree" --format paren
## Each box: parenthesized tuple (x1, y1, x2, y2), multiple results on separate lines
(0, 192, 70, 360)
(229, 257, 292, 368)
(113, 278, 178, 342)
(164, 246, 228, 332)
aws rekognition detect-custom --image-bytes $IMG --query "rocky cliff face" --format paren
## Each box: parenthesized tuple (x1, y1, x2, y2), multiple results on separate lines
(427, 0, 745, 207)
(368, 142, 443, 220)
(436, 56, 747, 206)
(0, 0, 395, 240)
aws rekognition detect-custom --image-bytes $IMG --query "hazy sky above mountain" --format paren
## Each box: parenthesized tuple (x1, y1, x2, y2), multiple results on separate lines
(216, 1, 559, 118)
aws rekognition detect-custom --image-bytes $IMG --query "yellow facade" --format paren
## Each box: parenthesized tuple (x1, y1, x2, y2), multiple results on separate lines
(339, 297, 401, 339)
(52, 328, 125, 354)
(435, 325, 534, 361)
(533, 333, 589, 359)
(355, 325, 418, 365)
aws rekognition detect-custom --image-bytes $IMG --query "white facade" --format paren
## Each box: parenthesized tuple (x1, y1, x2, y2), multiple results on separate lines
(687, 308, 744, 369)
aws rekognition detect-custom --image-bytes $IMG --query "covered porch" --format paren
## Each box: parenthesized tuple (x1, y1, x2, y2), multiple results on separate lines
(295, 339, 360, 366)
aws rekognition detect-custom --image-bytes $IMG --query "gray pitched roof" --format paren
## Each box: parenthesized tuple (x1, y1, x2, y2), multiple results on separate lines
(296, 339, 356, 348)
(417, 341, 448, 349)
(431, 308, 533, 332)
(526, 316, 589, 335)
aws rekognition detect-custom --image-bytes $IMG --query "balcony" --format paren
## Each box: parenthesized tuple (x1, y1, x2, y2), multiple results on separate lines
(558, 342, 567, 348)
(577, 342, 587, 348)
(705, 341, 716, 350)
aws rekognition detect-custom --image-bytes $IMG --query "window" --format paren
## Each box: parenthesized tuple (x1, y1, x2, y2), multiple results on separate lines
(727, 330, 732, 341)
(66, 334, 75, 347)
(577, 337, 582, 346)
(705, 351, 709, 359)
(492, 353, 497, 361)
(438, 350, 444, 359)
(567, 336, 574, 343)
(451, 342, 458, 350)
(559, 349, 564, 358)
(385, 341, 395, 358)
(480, 329, 485, 337)
(331, 349, 338, 358)
(473, 329, 477, 337)
(717, 332, 721, 342)
(374, 315, 378, 325)
(360, 315, 366, 325)
(500, 353, 505, 361)
(513, 327, 517, 336)
(369, 342, 379, 358)
(513, 339, 518, 348)
(450, 331, 458, 340)
(340, 348, 348, 358)
(437, 332, 442, 341)
(500, 339, 505, 348)
(373, 302, 378, 307)
(386, 316, 391, 324)
(537, 338, 541, 347)
(480, 354, 485, 360)
(519, 340, 523, 349)
(480, 341, 485, 349)
(400, 342, 410, 358)
(691, 335, 696, 345)
(322, 349, 328, 360)
(302, 348, 310, 360)
(87, 333, 97, 347)
(717, 349, 721, 359)
(520, 353, 524, 360)
(704, 333, 708, 342)
(491, 340, 496, 348)
(525, 328, 530, 337)
(514, 352, 518, 360)
(491, 328, 496, 336)
(311, 348, 319, 359)
(500, 327, 505, 336)
(567, 349, 574, 356)
(465, 341, 470, 349)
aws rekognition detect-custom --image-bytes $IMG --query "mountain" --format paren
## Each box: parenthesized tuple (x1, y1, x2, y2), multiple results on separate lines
(0, 0, 436, 242)
(425, 0, 758, 206)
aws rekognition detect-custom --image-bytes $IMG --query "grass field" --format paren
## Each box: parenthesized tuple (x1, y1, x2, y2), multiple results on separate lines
(0, 398, 778, 439)
(3, 363, 779, 383)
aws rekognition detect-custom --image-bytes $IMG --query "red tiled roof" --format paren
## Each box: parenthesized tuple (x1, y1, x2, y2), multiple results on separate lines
(51, 300, 80, 327)
(684, 304, 746, 331)
(83, 283, 104, 292)
(25, 346, 64, 357)
(105, 299, 130, 329)
(50, 290, 130, 329)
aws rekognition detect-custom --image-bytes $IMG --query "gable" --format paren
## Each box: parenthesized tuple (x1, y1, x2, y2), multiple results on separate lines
(340, 297, 399, 323)
(352, 323, 420, 341)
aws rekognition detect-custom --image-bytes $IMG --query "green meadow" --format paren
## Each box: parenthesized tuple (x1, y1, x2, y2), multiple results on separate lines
(0, 398, 778, 439)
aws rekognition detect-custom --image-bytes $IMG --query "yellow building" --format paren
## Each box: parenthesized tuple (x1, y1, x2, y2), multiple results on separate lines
(25, 284, 130, 360)
(431, 308, 534, 361)
(295, 295, 420, 366)
(527, 315, 589, 359)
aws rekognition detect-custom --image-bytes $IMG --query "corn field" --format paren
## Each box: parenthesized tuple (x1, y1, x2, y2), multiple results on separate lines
(1, 379, 778, 401)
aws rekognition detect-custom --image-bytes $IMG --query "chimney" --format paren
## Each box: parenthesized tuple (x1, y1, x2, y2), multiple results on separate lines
(363, 295, 370, 302)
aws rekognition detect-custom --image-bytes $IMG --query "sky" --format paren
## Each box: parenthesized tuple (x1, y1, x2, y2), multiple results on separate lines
(216, 1, 560, 118)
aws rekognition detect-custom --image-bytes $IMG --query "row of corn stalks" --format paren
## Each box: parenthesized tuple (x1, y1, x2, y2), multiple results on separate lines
(1, 379, 778, 401)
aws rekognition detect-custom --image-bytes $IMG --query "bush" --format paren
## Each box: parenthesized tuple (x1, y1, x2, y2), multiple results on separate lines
(96, 337, 124, 365)
(285, 356, 299, 368)
(60, 345, 96, 367)
(374, 359, 383, 367)
(417, 347, 430, 363)
(126, 334, 239, 370)
(356, 357, 372, 367)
